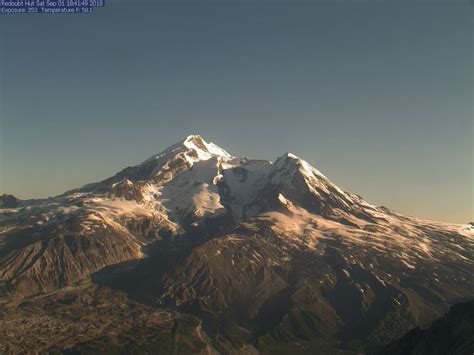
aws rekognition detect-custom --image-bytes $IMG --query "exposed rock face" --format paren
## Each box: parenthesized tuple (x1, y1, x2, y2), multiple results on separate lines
(0, 222, 141, 297)
(109, 179, 144, 201)
(0, 135, 472, 354)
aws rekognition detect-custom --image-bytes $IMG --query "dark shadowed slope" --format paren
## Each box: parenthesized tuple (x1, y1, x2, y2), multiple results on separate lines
(379, 300, 474, 355)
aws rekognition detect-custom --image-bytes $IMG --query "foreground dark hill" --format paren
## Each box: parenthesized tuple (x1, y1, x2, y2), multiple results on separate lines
(380, 300, 474, 355)
(0, 135, 473, 354)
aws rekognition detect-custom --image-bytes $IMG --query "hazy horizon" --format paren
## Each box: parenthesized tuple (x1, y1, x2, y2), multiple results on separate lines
(0, 0, 472, 223)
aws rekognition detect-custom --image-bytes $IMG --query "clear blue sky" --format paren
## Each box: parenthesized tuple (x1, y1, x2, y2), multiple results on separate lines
(0, 0, 472, 223)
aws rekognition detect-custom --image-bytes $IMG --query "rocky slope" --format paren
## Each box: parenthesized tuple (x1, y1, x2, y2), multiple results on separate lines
(0, 135, 472, 354)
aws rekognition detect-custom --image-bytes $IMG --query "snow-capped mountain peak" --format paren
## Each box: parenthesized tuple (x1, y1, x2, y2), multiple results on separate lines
(181, 135, 232, 158)
(140, 134, 232, 167)
(2, 138, 473, 355)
